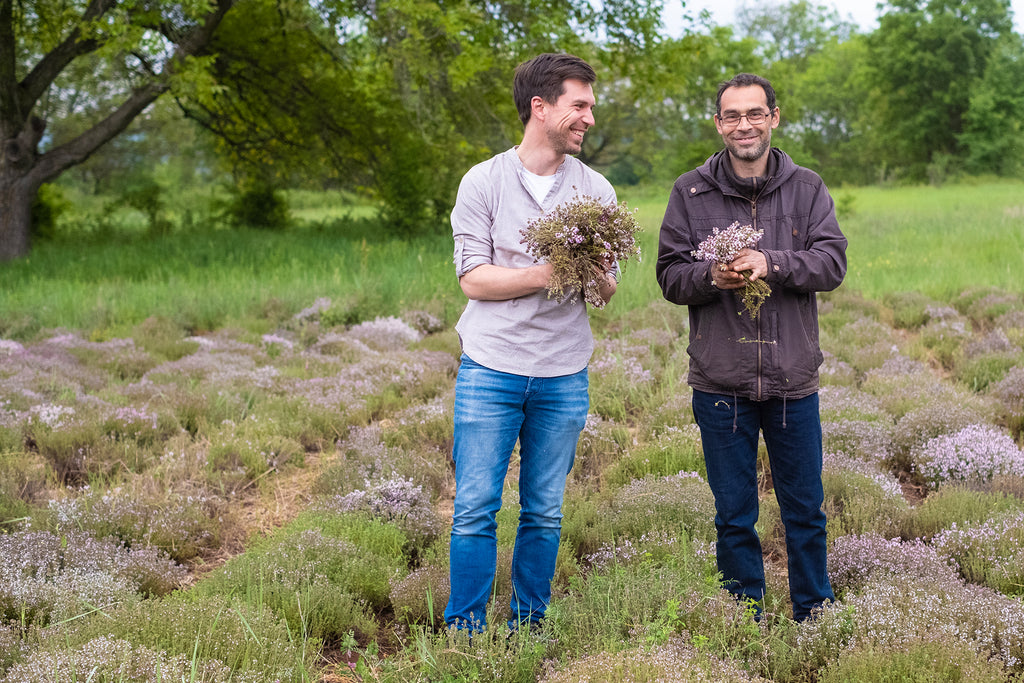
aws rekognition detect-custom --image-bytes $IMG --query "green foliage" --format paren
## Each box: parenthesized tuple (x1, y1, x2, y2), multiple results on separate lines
(899, 484, 1024, 542)
(960, 33, 1024, 177)
(817, 640, 1011, 683)
(229, 180, 291, 231)
(29, 594, 313, 683)
(29, 184, 70, 241)
(820, 469, 908, 540)
(863, 0, 1015, 181)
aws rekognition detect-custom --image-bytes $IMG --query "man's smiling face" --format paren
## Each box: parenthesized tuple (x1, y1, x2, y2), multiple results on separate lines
(543, 78, 596, 156)
(715, 84, 779, 165)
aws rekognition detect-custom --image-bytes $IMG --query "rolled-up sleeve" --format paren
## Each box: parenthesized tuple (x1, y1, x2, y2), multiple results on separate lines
(451, 168, 495, 278)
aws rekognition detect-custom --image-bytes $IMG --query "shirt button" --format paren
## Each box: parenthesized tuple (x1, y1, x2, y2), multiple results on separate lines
(774, 265, 780, 271)
(690, 187, 697, 194)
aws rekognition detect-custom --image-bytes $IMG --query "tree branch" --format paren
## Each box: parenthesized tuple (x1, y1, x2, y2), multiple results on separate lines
(19, 0, 116, 117)
(0, 0, 20, 125)
(28, 0, 236, 185)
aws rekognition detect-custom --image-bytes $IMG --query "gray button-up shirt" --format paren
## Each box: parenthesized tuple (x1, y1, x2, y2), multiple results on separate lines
(452, 147, 616, 377)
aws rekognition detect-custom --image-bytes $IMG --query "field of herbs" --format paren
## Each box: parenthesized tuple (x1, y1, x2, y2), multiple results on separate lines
(2, 180, 1024, 681)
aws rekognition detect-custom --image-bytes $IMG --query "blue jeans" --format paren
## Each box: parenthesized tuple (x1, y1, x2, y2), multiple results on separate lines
(692, 390, 834, 621)
(445, 355, 588, 632)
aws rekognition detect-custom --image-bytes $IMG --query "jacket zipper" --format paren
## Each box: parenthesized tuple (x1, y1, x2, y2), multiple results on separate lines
(751, 199, 763, 400)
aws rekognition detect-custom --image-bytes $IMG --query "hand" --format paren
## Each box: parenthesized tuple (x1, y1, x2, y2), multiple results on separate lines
(712, 249, 767, 290)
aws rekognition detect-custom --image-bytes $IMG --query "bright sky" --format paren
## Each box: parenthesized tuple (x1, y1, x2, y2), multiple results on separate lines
(661, 0, 1024, 35)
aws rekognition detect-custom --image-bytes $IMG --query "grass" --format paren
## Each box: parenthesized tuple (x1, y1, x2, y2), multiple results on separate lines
(2, 178, 1024, 681)
(3, 179, 1023, 341)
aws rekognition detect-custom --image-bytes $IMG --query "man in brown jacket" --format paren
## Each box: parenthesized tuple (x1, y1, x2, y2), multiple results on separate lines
(656, 73, 847, 622)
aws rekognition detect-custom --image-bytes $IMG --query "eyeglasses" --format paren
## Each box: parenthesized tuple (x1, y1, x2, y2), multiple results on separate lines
(718, 110, 772, 127)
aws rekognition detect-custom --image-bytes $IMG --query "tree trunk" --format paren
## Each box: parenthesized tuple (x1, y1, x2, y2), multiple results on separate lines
(0, 171, 36, 260)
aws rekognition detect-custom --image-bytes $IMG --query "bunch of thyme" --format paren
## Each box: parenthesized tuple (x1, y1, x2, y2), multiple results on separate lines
(520, 195, 642, 308)
(692, 221, 771, 318)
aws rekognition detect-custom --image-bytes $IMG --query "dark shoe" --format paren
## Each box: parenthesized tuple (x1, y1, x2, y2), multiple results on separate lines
(506, 620, 556, 647)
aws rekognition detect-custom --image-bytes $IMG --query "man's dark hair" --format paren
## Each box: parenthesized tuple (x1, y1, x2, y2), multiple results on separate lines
(716, 73, 777, 115)
(513, 53, 596, 126)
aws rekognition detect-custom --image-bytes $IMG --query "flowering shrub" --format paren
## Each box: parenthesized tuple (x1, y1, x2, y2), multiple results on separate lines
(0, 636, 264, 683)
(796, 576, 1024, 673)
(919, 315, 971, 368)
(991, 365, 1024, 409)
(955, 287, 1021, 324)
(899, 483, 1024, 541)
(0, 530, 185, 626)
(821, 419, 893, 464)
(51, 594, 309, 682)
(389, 562, 451, 627)
(520, 195, 642, 308)
(911, 423, 1024, 488)
(346, 315, 422, 351)
(583, 530, 699, 572)
(889, 401, 995, 471)
(822, 317, 898, 372)
(539, 633, 769, 682)
(317, 475, 444, 549)
(932, 511, 1024, 594)
(588, 336, 660, 421)
(883, 290, 943, 329)
(818, 351, 858, 386)
(827, 534, 959, 595)
(819, 386, 889, 422)
(199, 521, 402, 639)
(823, 452, 903, 500)
(574, 413, 628, 483)
(609, 471, 717, 544)
(610, 424, 703, 484)
(206, 416, 306, 488)
(47, 488, 222, 562)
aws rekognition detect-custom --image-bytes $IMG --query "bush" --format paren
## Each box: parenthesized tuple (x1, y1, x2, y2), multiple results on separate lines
(230, 180, 291, 230)
(899, 484, 1024, 541)
(43, 594, 312, 682)
(603, 424, 704, 488)
(932, 511, 1024, 595)
(816, 640, 1010, 683)
(0, 530, 185, 627)
(29, 183, 70, 241)
(796, 576, 1024, 676)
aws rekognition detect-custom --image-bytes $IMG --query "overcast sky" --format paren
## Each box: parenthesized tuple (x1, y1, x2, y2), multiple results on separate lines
(661, 0, 1024, 35)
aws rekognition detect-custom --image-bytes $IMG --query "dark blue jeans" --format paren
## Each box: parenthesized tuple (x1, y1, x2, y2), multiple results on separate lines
(445, 355, 588, 631)
(692, 389, 834, 621)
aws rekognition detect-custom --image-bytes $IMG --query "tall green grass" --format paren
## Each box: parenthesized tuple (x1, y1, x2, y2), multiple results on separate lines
(2, 180, 1022, 340)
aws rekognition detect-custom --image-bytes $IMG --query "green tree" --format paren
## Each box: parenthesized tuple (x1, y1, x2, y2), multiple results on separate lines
(736, 0, 858, 67)
(865, 0, 1015, 181)
(585, 18, 764, 186)
(0, 0, 234, 261)
(782, 35, 876, 185)
(184, 0, 620, 236)
(960, 33, 1024, 177)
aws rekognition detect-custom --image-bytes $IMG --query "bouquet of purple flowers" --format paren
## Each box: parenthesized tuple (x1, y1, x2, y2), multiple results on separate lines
(692, 221, 771, 318)
(520, 195, 642, 309)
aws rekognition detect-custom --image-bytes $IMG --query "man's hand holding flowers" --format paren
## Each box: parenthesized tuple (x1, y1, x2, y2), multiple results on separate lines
(693, 221, 771, 318)
(710, 249, 768, 289)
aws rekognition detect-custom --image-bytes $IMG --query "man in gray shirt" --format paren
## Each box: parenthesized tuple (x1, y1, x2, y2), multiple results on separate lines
(445, 53, 617, 636)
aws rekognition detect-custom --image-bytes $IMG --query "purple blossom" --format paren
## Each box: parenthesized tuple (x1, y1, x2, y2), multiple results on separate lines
(318, 475, 443, 544)
(913, 424, 1024, 486)
(690, 221, 763, 263)
(828, 534, 960, 594)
